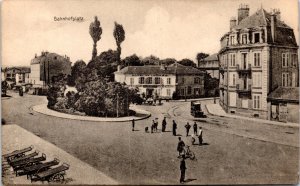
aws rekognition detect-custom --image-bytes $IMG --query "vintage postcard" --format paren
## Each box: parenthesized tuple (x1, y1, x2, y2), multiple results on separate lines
(1, 0, 299, 185)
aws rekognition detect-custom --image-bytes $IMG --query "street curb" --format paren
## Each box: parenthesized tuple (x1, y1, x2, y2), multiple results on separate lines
(32, 104, 151, 122)
(169, 97, 219, 102)
(205, 104, 299, 128)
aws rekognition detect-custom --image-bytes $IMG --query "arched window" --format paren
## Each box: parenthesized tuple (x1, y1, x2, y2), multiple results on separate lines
(139, 77, 144, 84)
(146, 77, 152, 84)
(194, 77, 200, 84)
(154, 77, 160, 84)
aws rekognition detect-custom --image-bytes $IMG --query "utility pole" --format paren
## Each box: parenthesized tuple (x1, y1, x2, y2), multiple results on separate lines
(43, 61, 46, 87)
(47, 60, 50, 84)
(116, 93, 119, 117)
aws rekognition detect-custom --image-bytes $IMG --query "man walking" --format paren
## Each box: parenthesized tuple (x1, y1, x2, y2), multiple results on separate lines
(179, 156, 186, 183)
(177, 137, 185, 157)
(162, 117, 167, 132)
(184, 122, 191, 137)
(198, 127, 203, 145)
(132, 119, 135, 131)
(172, 120, 177, 136)
(193, 122, 198, 135)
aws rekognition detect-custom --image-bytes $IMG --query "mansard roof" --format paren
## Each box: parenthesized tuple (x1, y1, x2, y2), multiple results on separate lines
(116, 63, 203, 75)
(234, 8, 291, 29)
(268, 87, 299, 103)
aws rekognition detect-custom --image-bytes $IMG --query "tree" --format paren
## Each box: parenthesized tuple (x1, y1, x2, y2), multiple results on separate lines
(196, 52, 209, 63)
(160, 58, 177, 66)
(204, 72, 219, 97)
(122, 54, 142, 66)
(89, 16, 103, 60)
(113, 22, 125, 63)
(178, 58, 197, 67)
(141, 55, 160, 65)
(2, 81, 8, 96)
(68, 60, 87, 86)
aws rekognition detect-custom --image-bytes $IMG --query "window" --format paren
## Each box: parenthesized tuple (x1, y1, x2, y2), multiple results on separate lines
(139, 77, 144, 84)
(182, 78, 185, 84)
(282, 53, 289, 67)
(194, 77, 200, 84)
(232, 74, 236, 86)
(253, 73, 262, 87)
(253, 95, 261, 109)
(282, 73, 289, 87)
(291, 53, 297, 67)
(241, 34, 247, 44)
(230, 35, 235, 45)
(154, 77, 160, 84)
(241, 53, 247, 69)
(167, 89, 171, 96)
(180, 89, 185, 95)
(254, 33, 260, 43)
(187, 86, 192, 94)
(230, 54, 236, 66)
(254, 53, 261, 67)
(167, 78, 171, 85)
(130, 78, 134, 85)
(145, 77, 152, 84)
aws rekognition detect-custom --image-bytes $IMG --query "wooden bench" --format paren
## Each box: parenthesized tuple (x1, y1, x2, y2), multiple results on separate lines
(32, 163, 70, 183)
(9, 151, 39, 165)
(2, 146, 34, 161)
(23, 158, 60, 179)
(13, 153, 46, 175)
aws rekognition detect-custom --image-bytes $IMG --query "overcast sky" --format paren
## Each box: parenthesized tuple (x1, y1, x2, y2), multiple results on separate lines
(2, 0, 298, 67)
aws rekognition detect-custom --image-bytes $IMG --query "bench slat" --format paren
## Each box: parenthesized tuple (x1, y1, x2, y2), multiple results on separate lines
(12, 156, 45, 167)
(24, 160, 59, 173)
(36, 164, 69, 178)
(10, 152, 38, 164)
(3, 146, 33, 158)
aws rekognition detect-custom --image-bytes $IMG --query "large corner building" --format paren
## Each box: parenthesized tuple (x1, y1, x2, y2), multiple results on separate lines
(114, 63, 205, 99)
(219, 4, 299, 122)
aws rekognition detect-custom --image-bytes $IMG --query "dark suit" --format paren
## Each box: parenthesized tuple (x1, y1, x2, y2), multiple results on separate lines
(173, 122, 177, 136)
(180, 159, 186, 183)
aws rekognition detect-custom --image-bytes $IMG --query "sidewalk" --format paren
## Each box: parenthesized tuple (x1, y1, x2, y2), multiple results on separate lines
(206, 103, 299, 128)
(32, 104, 151, 122)
(2, 124, 118, 185)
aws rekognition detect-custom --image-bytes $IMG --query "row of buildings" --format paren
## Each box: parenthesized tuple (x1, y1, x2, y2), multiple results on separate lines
(115, 4, 299, 123)
(2, 52, 72, 89)
(2, 4, 298, 123)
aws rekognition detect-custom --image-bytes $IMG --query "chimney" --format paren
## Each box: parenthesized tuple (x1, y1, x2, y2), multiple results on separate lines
(272, 8, 281, 20)
(271, 13, 277, 42)
(230, 17, 237, 30)
(238, 4, 249, 24)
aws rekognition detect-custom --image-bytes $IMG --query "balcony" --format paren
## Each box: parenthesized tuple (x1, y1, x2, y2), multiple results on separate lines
(236, 84, 251, 96)
(219, 66, 225, 75)
(237, 64, 251, 73)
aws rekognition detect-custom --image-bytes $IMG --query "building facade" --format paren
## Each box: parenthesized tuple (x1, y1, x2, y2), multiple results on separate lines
(198, 53, 219, 79)
(219, 4, 299, 121)
(114, 63, 205, 99)
(29, 52, 72, 87)
(3, 67, 30, 84)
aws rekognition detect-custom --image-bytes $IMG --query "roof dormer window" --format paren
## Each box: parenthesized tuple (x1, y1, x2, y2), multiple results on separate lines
(254, 32, 260, 43)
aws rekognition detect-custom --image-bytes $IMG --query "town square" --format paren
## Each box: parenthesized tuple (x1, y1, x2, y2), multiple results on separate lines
(1, 0, 299, 185)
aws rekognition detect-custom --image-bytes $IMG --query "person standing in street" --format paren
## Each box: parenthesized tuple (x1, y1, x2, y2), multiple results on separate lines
(177, 137, 185, 156)
(132, 119, 135, 131)
(193, 122, 198, 135)
(184, 122, 191, 137)
(179, 156, 186, 183)
(172, 120, 177, 136)
(162, 117, 167, 132)
(198, 127, 203, 145)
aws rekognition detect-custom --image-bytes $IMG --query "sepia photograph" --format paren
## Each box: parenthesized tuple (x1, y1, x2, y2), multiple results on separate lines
(1, 0, 299, 185)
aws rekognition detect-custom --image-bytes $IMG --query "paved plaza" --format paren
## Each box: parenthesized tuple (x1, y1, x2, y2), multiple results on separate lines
(2, 91, 299, 184)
